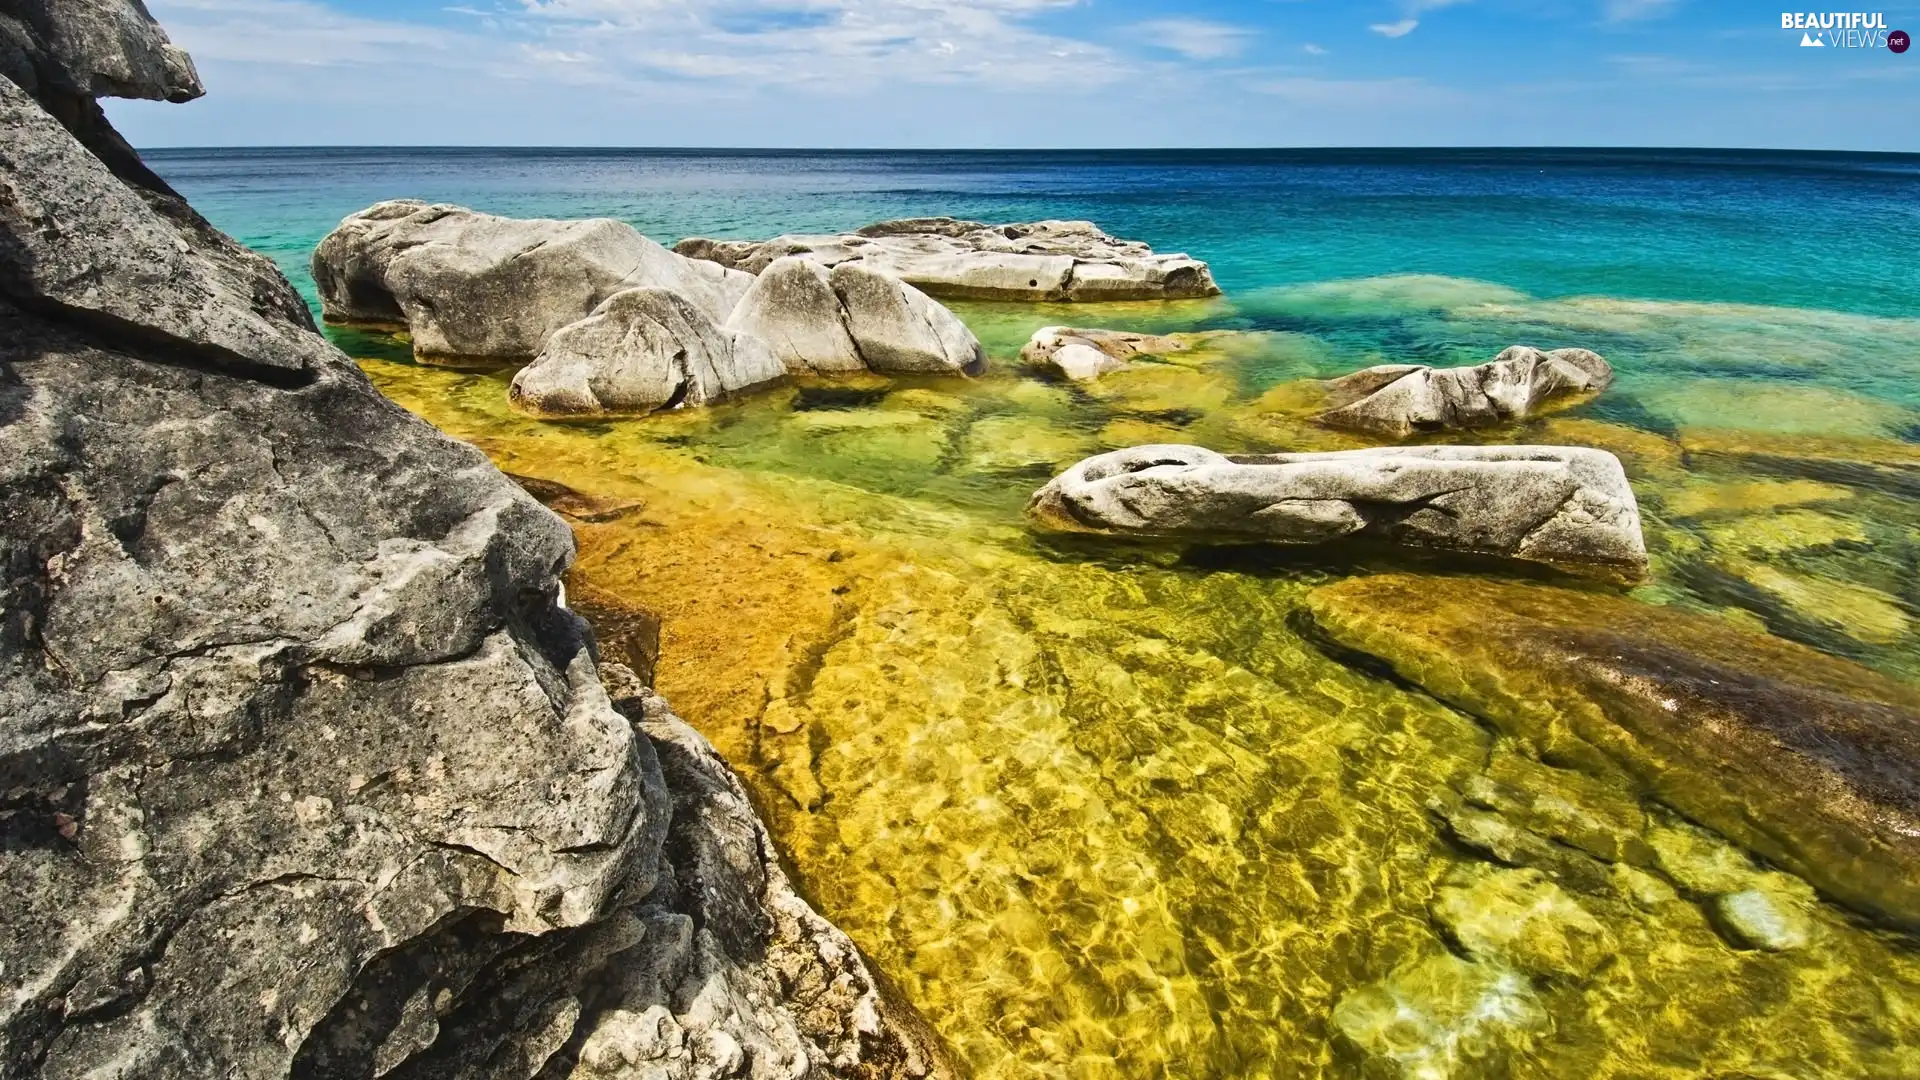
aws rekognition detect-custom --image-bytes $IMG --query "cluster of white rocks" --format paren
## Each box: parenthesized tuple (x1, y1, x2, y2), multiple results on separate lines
(674, 217, 1221, 302)
(313, 201, 987, 416)
(316, 203, 1644, 570)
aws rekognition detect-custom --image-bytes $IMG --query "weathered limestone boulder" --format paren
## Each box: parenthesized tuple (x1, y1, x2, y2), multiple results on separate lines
(0, 0, 202, 103)
(1019, 326, 1191, 381)
(724, 256, 865, 374)
(1, 13, 946, 1079)
(725, 256, 986, 376)
(1317, 346, 1614, 437)
(312, 201, 754, 363)
(1029, 444, 1647, 572)
(1304, 574, 1920, 931)
(828, 261, 986, 375)
(509, 287, 785, 417)
(676, 217, 1220, 302)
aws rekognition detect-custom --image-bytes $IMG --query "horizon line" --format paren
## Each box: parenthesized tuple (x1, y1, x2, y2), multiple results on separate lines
(135, 143, 1920, 157)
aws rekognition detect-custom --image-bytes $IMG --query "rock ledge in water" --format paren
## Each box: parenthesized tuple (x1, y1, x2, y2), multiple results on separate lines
(676, 218, 1221, 302)
(1317, 346, 1613, 437)
(1029, 443, 1648, 572)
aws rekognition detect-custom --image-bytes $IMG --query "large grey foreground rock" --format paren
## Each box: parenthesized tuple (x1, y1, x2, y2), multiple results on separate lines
(726, 256, 986, 377)
(312, 200, 755, 363)
(1317, 346, 1613, 437)
(676, 217, 1220, 302)
(1, 12, 947, 1079)
(1029, 444, 1647, 572)
(509, 287, 786, 417)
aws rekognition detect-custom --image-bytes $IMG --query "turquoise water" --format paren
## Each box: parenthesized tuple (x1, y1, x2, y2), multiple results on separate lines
(147, 146, 1920, 319)
(145, 146, 1920, 1078)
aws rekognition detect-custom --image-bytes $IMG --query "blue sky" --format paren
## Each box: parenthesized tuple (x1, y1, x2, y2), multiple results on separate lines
(110, 1, 1920, 149)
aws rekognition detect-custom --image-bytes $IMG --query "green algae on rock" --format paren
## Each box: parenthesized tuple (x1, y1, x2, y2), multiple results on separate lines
(356, 350, 1920, 1080)
(1304, 574, 1920, 931)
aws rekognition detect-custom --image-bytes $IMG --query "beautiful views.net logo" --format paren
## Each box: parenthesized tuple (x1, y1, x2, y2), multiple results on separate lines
(1781, 11, 1908, 50)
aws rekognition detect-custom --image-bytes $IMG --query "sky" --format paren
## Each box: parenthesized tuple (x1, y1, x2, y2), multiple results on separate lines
(109, 0, 1920, 149)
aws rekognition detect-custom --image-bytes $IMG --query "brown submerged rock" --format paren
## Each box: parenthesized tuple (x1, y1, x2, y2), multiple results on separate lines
(0, 6, 949, 1078)
(1304, 574, 1920, 930)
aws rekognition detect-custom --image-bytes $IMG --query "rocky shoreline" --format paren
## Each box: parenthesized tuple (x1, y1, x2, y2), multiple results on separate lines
(0, 5, 946, 1078)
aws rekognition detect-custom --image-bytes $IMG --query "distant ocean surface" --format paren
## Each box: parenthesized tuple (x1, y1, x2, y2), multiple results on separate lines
(145, 146, 1920, 319)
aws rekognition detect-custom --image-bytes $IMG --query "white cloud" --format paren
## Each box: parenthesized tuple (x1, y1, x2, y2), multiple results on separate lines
(151, 0, 1124, 94)
(1302, 43, 1328, 56)
(1127, 18, 1255, 60)
(1369, 0, 1470, 38)
(150, 0, 492, 68)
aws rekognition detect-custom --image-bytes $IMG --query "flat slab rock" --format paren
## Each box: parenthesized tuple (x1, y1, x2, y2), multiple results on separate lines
(1028, 443, 1648, 572)
(1317, 346, 1614, 437)
(675, 217, 1221, 303)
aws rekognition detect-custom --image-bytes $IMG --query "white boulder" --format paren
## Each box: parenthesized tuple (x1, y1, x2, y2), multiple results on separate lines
(1029, 443, 1648, 572)
(509, 287, 784, 417)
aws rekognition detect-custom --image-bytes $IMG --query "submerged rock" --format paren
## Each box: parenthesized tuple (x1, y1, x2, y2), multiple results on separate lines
(1304, 574, 1920, 931)
(312, 199, 754, 363)
(1432, 865, 1614, 977)
(1028, 444, 1648, 572)
(1019, 326, 1193, 381)
(509, 286, 786, 417)
(1, 15, 946, 1078)
(1714, 888, 1812, 952)
(1332, 953, 1547, 1078)
(675, 217, 1221, 302)
(1317, 346, 1614, 437)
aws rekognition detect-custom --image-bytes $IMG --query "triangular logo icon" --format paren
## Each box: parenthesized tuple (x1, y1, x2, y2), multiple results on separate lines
(1800, 31, 1825, 46)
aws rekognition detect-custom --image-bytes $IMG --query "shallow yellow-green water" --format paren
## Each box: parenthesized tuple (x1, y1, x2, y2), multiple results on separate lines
(352, 281, 1920, 1079)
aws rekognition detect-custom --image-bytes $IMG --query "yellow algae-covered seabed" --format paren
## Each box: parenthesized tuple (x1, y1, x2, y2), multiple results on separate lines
(355, 278, 1920, 1079)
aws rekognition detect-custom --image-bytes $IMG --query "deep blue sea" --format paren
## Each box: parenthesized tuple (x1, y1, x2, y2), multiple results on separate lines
(146, 146, 1920, 318)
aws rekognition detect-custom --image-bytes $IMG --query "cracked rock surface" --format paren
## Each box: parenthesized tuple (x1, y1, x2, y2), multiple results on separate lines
(509, 286, 787, 418)
(1028, 443, 1648, 573)
(0, 6, 948, 1078)
(676, 217, 1221, 303)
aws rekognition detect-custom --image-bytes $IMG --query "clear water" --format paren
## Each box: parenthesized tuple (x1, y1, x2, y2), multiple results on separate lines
(150, 147, 1920, 1078)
